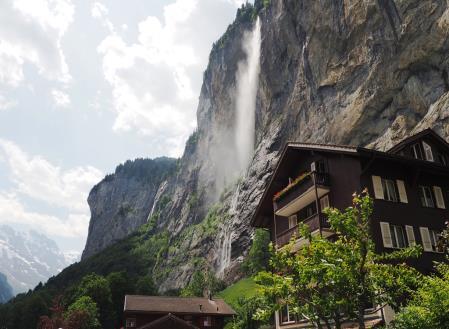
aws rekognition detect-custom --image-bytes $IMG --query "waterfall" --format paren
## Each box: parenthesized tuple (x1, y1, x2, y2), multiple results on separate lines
(217, 18, 261, 277)
(234, 16, 261, 175)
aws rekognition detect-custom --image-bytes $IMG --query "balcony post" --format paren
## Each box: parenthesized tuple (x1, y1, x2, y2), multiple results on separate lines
(273, 203, 278, 247)
(312, 171, 322, 236)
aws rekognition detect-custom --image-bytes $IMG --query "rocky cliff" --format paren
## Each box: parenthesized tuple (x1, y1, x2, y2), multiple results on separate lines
(83, 0, 449, 291)
(82, 157, 177, 259)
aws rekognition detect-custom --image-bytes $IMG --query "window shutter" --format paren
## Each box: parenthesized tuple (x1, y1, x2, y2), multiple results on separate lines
(405, 225, 416, 246)
(433, 186, 446, 209)
(380, 222, 393, 248)
(419, 227, 433, 252)
(423, 142, 434, 161)
(372, 176, 384, 199)
(396, 180, 408, 203)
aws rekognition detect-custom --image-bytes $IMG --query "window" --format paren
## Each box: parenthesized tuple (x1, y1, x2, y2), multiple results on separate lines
(297, 202, 317, 220)
(288, 215, 297, 229)
(419, 186, 435, 208)
(390, 225, 407, 249)
(280, 305, 295, 324)
(126, 318, 136, 328)
(412, 143, 424, 160)
(380, 222, 407, 249)
(421, 227, 443, 252)
(422, 141, 434, 161)
(429, 230, 440, 252)
(320, 195, 330, 210)
(433, 186, 446, 209)
(382, 179, 398, 202)
(203, 316, 212, 327)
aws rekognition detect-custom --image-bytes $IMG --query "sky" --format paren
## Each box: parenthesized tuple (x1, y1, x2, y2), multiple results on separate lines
(0, 0, 247, 257)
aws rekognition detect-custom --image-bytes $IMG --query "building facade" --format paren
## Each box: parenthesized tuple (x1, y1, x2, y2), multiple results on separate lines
(123, 295, 236, 329)
(251, 129, 449, 328)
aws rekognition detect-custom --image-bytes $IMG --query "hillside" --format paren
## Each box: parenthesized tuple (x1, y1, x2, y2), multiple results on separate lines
(0, 273, 13, 304)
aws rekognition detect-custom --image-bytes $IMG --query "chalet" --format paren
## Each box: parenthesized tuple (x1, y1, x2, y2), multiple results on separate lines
(123, 295, 236, 329)
(251, 128, 449, 328)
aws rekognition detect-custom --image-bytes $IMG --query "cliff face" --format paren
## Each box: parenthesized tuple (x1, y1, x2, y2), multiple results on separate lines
(82, 157, 177, 259)
(83, 0, 449, 290)
(0, 273, 13, 304)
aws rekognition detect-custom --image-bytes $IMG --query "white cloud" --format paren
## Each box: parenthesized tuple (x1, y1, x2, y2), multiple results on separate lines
(91, 2, 114, 33)
(0, 0, 74, 87)
(51, 89, 71, 108)
(0, 94, 17, 111)
(95, 0, 237, 156)
(0, 139, 103, 212)
(0, 192, 89, 238)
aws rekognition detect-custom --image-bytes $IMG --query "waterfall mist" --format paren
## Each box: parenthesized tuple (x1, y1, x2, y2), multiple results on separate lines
(234, 17, 261, 175)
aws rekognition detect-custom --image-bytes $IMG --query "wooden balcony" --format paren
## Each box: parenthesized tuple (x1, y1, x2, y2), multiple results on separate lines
(274, 172, 331, 217)
(276, 213, 330, 248)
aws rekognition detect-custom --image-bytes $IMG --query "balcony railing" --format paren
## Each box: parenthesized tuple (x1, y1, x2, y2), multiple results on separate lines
(274, 172, 330, 212)
(276, 213, 330, 248)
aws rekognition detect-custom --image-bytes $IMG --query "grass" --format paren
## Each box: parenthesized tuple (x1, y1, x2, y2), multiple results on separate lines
(217, 277, 259, 309)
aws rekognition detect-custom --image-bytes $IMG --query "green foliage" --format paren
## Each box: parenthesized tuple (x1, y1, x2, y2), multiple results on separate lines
(106, 271, 134, 327)
(242, 229, 271, 275)
(388, 263, 449, 329)
(255, 191, 422, 329)
(188, 193, 199, 209)
(65, 296, 101, 329)
(135, 275, 157, 296)
(229, 296, 267, 329)
(72, 273, 113, 328)
(181, 270, 226, 297)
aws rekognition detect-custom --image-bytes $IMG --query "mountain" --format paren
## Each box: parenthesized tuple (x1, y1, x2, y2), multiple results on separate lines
(0, 225, 69, 294)
(0, 272, 13, 303)
(2, 0, 449, 326)
(79, 0, 449, 292)
(81, 157, 177, 259)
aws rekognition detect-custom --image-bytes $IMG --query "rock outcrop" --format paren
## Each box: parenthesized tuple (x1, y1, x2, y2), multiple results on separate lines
(82, 157, 177, 259)
(83, 0, 449, 291)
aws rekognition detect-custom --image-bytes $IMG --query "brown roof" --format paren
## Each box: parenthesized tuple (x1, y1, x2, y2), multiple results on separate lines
(137, 313, 199, 329)
(387, 128, 449, 154)
(124, 295, 236, 316)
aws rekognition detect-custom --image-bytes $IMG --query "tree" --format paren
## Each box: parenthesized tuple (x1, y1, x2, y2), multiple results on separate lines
(73, 273, 113, 328)
(242, 229, 271, 275)
(134, 275, 157, 296)
(181, 269, 226, 297)
(255, 191, 422, 329)
(230, 296, 267, 329)
(65, 296, 101, 329)
(107, 271, 135, 327)
(388, 263, 449, 329)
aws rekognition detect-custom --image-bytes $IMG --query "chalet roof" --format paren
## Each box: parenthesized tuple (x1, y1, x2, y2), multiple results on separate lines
(387, 128, 449, 154)
(137, 313, 199, 329)
(124, 295, 236, 316)
(286, 142, 358, 154)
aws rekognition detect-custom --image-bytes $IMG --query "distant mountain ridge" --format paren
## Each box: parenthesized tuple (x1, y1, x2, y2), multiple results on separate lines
(0, 272, 13, 303)
(0, 225, 70, 294)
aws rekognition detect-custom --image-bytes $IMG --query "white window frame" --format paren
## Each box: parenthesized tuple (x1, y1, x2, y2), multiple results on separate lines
(382, 178, 398, 202)
(429, 229, 443, 253)
(280, 305, 295, 324)
(390, 225, 407, 249)
(419, 186, 435, 208)
(422, 141, 434, 162)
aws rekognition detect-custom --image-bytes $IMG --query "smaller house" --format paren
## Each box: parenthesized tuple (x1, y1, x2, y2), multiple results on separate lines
(123, 295, 236, 329)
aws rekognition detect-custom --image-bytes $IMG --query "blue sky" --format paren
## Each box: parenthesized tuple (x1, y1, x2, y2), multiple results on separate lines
(0, 0, 245, 256)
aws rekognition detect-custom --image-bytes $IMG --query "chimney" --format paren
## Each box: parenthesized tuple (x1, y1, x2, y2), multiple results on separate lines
(199, 304, 203, 312)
